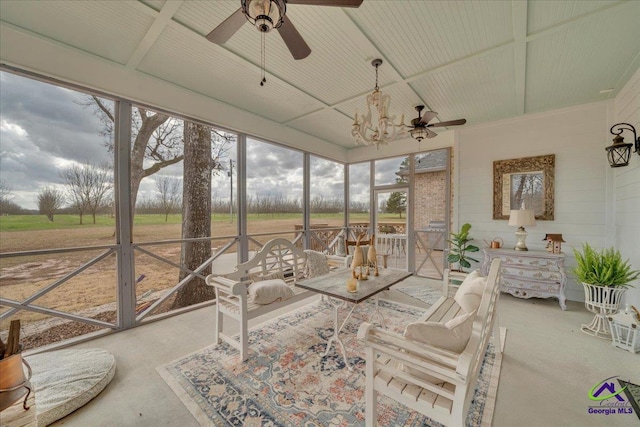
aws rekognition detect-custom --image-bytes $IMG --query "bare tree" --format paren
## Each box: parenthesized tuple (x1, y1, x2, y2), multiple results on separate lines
(0, 179, 22, 215)
(173, 122, 216, 308)
(156, 176, 181, 221)
(81, 96, 184, 212)
(37, 186, 65, 221)
(61, 162, 113, 224)
(0, 179, 12, 204)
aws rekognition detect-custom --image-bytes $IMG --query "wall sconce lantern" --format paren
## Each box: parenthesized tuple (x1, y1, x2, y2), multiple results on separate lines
(606, 123, 640, 167)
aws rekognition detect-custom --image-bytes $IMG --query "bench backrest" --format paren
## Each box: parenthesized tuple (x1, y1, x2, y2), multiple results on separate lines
(225, 238, 307, 283)
(457, 258, 501, 383)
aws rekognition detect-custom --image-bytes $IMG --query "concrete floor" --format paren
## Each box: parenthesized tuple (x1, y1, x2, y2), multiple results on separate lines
(47, 279, 639, 427)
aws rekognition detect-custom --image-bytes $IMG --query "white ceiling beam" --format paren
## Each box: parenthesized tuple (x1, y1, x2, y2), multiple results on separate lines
(512, 0, 528, 115)
(126, 0, 184, 70)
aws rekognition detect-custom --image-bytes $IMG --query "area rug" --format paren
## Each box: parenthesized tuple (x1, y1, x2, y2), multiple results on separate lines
(393, 278, 443, 306)
(157, 299, 504, 426)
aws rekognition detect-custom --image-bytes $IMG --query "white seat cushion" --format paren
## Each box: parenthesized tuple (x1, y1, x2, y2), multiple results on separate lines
(453, 269, 486, 313)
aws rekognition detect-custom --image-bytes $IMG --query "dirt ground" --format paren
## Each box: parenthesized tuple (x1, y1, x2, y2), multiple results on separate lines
(0, 218, 343, 348)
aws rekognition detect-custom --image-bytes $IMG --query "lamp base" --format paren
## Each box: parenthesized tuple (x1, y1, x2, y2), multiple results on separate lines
(514, 227, 529, 251)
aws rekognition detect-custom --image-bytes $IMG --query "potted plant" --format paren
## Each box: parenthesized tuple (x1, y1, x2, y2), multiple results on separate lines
(572, 243, 639, 339)
(447, 223, 480, 272)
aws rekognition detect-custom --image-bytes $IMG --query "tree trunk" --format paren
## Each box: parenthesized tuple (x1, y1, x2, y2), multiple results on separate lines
(173, 122, 215, 308)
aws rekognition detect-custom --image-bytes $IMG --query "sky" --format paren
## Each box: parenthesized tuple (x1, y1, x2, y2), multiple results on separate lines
(0, 70, 403, 211)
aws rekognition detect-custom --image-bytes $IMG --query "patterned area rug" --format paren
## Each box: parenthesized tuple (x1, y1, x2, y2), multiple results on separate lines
(393, 280, 443, 306)
(157, 299, 504, 426)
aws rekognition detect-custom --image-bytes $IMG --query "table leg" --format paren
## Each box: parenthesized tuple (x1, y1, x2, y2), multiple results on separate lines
(370, 295, 387, 328)
(323, 297, 356, 371)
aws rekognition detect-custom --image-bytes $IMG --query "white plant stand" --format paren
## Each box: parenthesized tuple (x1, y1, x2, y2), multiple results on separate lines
(581, 283, 626, 339)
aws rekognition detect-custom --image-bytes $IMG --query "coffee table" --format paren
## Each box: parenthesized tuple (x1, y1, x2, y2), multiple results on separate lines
(296, 268, 411, 370)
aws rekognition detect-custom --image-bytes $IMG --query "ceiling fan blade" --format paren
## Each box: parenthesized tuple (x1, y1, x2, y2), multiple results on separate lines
(286, 0, 363, 7)
(426, 129, 438, 139)
(205, 8, 246, 44)
(427, 118, 467, 128)
(419, 110, 438, 125)
(277, 18, 311, 59)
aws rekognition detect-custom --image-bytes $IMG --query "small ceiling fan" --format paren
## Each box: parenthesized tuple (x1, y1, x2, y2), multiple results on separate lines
(408, 105, 467, 141)
(206, 0, 363, 60)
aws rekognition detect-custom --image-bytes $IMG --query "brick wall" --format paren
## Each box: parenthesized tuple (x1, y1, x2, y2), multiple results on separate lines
(413, 170, 447, 229)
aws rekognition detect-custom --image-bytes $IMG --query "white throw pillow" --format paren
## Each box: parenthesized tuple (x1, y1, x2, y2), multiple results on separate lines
(453, 269, 487, 314)
(304, 250, 330, 278)
(249, 279, 294, 305)
(404, 310, 476, 353)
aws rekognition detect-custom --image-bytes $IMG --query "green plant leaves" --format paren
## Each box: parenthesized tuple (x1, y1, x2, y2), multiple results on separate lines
(572, 243, 639, 287)
(448, 223, 478, 272)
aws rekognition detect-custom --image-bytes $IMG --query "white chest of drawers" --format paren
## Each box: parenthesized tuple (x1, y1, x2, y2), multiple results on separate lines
(481, 248, 567, 310)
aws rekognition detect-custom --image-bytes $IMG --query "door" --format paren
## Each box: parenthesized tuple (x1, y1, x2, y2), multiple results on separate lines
(374, 188, 408, 270)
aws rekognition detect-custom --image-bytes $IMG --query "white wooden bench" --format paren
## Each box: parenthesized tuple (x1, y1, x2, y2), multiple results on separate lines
(358, 258, 502, 427)
(205, 238, 348, 361)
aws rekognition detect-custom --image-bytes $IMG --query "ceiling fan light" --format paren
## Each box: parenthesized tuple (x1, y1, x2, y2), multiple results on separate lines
(243, 0, 284, 32)
(410, 126, 427, 142)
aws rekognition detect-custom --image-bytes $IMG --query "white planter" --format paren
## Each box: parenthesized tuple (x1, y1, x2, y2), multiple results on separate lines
(581, 282, 627, 339)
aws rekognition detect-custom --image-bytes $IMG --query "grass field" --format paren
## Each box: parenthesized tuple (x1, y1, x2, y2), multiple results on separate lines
(0, 212, 407, 344)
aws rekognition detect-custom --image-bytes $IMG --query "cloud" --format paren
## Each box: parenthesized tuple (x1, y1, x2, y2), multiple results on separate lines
(0, 72, 361, 211)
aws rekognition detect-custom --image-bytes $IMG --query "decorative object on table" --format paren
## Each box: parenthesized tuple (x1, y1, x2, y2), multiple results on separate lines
(493, 154, 555, 220)
(508, 207, 536, 251)
(407, 104, 466, 142)
(350, 233, 368, 280)
(367, 233, 379, 276)
(447, 223, 479, 272)
(351, 59, 407, 149)
(543, 233, 565, 254)
(608, 310, 640, 353)
(0, 320, 32, 413)
(633, 305, 640, 323)
(605, 122, 640, 168)
(572, 243, 640, 339)
(346, 277, 358, 293)
(490, 237, 503, 249)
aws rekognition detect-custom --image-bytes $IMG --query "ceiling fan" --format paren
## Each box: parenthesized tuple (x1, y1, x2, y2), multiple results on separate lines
(206, 0, 363, 60)
(408, 105, 467, 141)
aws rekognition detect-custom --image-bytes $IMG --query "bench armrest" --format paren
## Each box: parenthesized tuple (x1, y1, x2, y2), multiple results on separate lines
(206, 275, 251, 296)
(358, 322, 463, 382)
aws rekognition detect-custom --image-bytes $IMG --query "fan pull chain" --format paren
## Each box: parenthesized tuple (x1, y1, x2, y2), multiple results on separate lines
(260, 31, 266, 86)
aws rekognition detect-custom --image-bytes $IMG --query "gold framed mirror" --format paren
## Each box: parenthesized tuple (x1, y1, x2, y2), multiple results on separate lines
(493, 154, 555, 220)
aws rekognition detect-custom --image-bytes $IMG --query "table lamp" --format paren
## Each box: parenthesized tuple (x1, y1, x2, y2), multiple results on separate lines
(508, 209, 536, 251)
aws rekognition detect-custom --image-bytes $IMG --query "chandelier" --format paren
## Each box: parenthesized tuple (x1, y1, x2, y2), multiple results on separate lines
(352, 59, 407, 148)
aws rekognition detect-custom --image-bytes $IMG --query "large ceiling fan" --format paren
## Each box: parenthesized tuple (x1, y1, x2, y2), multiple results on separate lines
(408, 105, 467, 141)
(206, 0, 363, 60)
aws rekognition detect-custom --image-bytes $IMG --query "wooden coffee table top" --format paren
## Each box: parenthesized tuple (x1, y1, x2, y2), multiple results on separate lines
(295, 269, 411, 304)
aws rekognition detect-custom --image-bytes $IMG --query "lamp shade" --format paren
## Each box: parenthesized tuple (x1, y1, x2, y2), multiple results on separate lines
(508, 209, 536, 227)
